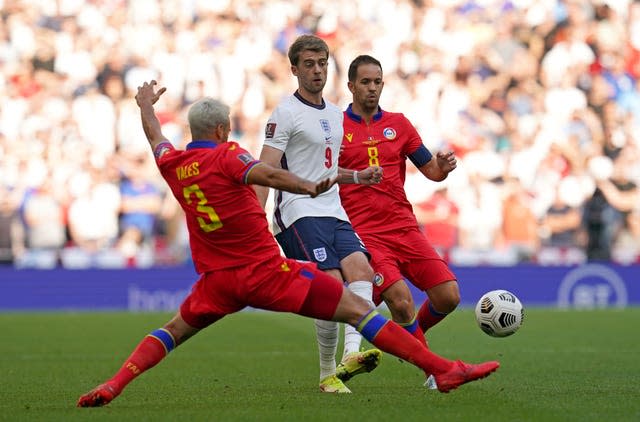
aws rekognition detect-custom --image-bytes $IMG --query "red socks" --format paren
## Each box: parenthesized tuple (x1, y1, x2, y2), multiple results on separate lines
(359, 311, 453, 375)
(107, 330, 175, 393)
(417, 300, 448, 333)
(400, 318, 429, 349)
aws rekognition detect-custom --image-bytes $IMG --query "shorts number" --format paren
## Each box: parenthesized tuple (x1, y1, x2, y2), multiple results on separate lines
(325, 147, 332, 168)
(183, 184, 223, 232)
(367, 146, 379, 166)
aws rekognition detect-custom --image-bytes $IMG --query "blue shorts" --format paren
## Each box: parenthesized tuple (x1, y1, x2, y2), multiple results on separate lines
(275, 217, 369, 271)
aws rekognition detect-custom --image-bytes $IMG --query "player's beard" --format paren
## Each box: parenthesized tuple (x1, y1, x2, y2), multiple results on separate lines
(303, 78, 326, 94)
(360, 97, 379, 114)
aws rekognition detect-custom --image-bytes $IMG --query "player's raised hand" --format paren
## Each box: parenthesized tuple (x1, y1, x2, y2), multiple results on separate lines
(135, 80, 166, 108)
(435, 151, 457, 174)
(357, 166, 384, 185)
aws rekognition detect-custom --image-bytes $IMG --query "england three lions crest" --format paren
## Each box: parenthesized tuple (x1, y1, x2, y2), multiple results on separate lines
(313, 247, 327, 262)
(319, 119, 332, 141)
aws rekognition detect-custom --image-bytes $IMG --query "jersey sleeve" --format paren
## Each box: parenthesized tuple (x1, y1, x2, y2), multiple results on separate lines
(400, 114, 425, 157)
(263, 105, 293, 152)
(396, 113, 432, 168)
(220, 142, 262, 184)
(153, 142, 176, 170)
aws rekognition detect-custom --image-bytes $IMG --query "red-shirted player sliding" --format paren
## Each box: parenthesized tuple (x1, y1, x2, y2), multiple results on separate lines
(76, 80, 498, 407)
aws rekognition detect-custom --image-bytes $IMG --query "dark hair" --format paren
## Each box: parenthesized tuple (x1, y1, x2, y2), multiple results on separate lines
(348, 55, 383, 82)
(288, 34, 329, 66)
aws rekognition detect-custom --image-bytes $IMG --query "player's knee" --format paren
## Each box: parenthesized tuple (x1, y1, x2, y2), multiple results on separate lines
(433, 293, 460, 314)
(386, 297, 415, 323)
(350, 265, 374, 283)
(341, 253, 375, 282)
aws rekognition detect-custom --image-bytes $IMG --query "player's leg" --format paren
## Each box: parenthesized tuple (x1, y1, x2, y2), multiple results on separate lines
(315, 267, 344, 391)
(395, 232, 460, 333)
(335, 259, 382, 384)
(403, 259, 459, 389)
(364, 238, 429, 349)
(274, 218, 346, 392)
(339, 291, 498, 393)
(379, 279, 429, 347)
(338, 250, 375, 356)
(297, 270, 499, 393)
(77, 311, 202, 407)
(417, 279, 460, 332)
(334, 222, 381, 382)
(78, 272, 238, 407)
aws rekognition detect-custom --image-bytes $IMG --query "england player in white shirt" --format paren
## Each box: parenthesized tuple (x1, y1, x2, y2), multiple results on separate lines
(255, 35, 383, 394)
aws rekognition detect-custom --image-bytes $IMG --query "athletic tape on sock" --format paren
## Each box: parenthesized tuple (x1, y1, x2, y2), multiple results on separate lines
(400, 317, 420, 334)
(356, 310, 388, 342)
(148, 328, 176, 353)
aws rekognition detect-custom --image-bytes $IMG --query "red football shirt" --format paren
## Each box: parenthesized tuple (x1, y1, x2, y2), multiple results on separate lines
(155, 140, 281, 273)
(339, 106, 426, 236)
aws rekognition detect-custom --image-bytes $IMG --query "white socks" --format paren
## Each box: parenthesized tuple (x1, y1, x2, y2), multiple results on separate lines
(315, 319, 339, 380)
(341, 281, 374, 359)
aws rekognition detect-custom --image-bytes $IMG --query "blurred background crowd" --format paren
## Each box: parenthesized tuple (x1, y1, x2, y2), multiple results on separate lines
(1, 0, 639, 269)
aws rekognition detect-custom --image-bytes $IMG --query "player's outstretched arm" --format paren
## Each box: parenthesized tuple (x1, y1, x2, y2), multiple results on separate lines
(419, 150, 457, 182)
(247, 163, 336, 198)
(253, 145, 284, 208)
(336, 166, 383, 185)
(135, 80, 170, 152)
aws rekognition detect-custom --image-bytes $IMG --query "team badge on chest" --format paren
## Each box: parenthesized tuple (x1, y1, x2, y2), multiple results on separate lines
(383, 127, 396, 140)
(320, 119, 332, 141)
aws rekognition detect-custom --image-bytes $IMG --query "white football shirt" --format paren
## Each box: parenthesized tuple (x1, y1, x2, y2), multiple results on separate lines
(263, 93, 349, 234)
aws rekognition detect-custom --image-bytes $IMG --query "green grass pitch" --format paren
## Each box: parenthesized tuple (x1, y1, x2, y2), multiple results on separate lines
(1, 308, 639, 421)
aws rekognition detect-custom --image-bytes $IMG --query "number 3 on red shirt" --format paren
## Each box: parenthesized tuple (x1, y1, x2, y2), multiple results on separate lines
(183, 184, 223, 232)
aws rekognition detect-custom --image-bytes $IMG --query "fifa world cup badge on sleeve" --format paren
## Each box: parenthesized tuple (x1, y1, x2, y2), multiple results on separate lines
(265, 123, 276, 139)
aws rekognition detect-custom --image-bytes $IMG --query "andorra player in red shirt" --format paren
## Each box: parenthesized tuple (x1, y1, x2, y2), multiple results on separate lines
(339, 55, 462, 389)
(76, 80, 498, 407)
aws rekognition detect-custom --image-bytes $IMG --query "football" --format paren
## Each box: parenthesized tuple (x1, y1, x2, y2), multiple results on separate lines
(475, 290, 524, 337)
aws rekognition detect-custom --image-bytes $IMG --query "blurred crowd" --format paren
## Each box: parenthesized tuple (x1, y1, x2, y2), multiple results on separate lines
(0, 0, 639, 269)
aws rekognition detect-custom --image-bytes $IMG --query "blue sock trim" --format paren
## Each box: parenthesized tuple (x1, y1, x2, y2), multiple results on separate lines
(428, 301, 448, 317)
(149, 328, 176, 353)
(357, 310, 388, 342)
(400, 318, 419, 334)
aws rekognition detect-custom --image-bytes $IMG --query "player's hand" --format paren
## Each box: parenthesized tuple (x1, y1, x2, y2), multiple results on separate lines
(356, 166, 383, 185)
(435, 151, 457, 174)
(308, 177, 337, 198)
(135, 80, 166, 108)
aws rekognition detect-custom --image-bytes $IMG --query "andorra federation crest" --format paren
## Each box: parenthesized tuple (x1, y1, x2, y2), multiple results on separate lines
(383, 127, 396, 140)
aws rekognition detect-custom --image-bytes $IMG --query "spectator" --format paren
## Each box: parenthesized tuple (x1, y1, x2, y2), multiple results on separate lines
(0, 185, 24, 265)
(499, 178, 539, 261)
(117, 155, 163, 263)
(414, 187, 459, 255)
(1, 0, 639, 267)
(20, 177, 67, 267)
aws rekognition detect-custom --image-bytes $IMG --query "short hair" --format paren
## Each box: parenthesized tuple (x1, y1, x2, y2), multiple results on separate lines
(348, 55, 383, 83)
(187, 97, 230, 140)
(287, 34, 329, 66)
